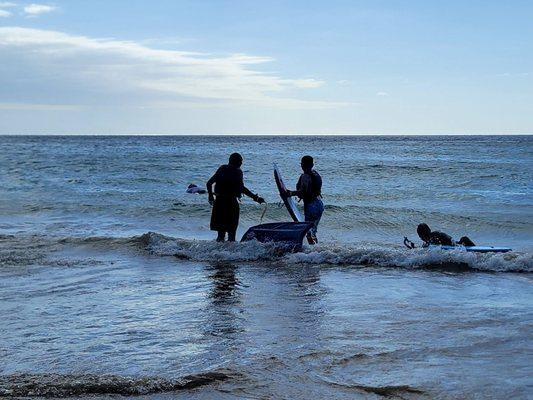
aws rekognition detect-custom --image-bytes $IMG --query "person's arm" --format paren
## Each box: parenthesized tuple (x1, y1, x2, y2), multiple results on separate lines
(239, 170, 264, 203)
(206, 168, 220, 205)
(242, 185, 265, 203)
(288, 174, 311, 198)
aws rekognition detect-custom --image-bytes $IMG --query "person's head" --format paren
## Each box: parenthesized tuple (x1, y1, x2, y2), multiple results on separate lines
(228, 152, 243, 168)
(417, 223, 431, 241)
(300, 155, 314, 172)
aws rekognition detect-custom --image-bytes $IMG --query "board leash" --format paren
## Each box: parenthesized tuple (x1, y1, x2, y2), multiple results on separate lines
(403, 237, 416, 249)
(259, 202, 268, 223)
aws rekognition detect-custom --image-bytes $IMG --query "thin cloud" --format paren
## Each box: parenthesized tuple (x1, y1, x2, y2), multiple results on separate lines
(0, 27, 347, 110)
(376, 91, 389, 96)
(495, 72, 530, 77)
(23, 3, 56, 16)
(0, 102, 81, 110)
(0, 2, 17, 7)
(0, 9, 12, 17)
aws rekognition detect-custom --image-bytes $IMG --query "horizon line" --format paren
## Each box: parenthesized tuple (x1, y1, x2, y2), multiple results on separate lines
(1, 133, 532, 137)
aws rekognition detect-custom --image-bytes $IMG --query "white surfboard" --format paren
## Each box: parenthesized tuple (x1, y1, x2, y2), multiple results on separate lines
(274, 164, 315, 244)
(430, 245, 512, 253)
(274, 163, 303, 222)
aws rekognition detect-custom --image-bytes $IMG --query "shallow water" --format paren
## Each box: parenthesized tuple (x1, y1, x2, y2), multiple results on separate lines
(0, 135, 532, 398)
(1, 241, 532, 398)
(1, 135, 531, 249)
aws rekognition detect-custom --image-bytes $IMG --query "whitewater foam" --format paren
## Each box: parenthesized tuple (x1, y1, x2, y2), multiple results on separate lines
(1, 231, 531, 273)
(137, 232, 532, 273)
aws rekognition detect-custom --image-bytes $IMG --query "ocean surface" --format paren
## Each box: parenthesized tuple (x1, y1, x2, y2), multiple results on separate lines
(0, 135, 532, 399)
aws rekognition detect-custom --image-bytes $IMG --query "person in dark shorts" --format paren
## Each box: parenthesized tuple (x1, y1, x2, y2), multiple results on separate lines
(287, 155, 324, 243)
(206, 153, 264, 242)
(416, 223, 476, 247)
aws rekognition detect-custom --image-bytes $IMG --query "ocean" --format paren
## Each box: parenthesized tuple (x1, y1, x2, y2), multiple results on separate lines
(0, 135, 532, 398)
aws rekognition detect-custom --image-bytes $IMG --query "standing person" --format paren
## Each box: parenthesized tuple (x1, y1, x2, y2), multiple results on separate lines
(206, 153, 264, 242)
(287, 155, 324, 243)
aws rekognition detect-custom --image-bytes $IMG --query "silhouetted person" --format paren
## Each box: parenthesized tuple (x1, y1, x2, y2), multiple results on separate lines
(206, 153, 264, 242)
(417, 223, 476, 247)
(287, 155, 324, 243)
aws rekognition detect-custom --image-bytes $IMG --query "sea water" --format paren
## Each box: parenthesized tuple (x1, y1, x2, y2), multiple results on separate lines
(0, 135, 532, 398)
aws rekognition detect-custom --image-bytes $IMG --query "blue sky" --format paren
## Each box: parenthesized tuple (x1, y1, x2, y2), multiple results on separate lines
(0, 0, 532, 134)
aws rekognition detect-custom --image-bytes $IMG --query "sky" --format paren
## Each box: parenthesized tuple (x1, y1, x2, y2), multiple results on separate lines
(0, 0, 532, 135)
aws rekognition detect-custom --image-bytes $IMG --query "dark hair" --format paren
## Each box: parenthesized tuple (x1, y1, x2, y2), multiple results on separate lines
(229, 152, 243, 167)
(417, 223, 431, 239)
(301, 155, 314, 168)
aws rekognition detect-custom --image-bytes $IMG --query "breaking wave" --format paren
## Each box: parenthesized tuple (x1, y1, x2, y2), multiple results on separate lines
(137, 232, 532, 273)
(1, 232, 531, 273)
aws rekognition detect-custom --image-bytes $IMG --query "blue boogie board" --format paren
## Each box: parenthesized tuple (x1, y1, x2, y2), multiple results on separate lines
(241, 221, 314, 249)
(429, 245, 512, 253)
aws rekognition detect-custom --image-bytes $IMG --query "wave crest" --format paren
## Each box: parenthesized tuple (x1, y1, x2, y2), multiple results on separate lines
(2, 232, 530, 272)
(135, 232, 532, 273)
(135, 232, 295, 262)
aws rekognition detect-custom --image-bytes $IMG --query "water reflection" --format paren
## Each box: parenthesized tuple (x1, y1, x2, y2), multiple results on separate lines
(201, 262, 244, 363)
(208, 263, 240, 306)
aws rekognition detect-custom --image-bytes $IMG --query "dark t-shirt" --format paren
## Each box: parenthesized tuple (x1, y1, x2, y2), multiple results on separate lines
(426, 231, 454, 246)
(210, 164, 244, 198)
(207, 164, 255, 199)
(296, 170, 322, 204)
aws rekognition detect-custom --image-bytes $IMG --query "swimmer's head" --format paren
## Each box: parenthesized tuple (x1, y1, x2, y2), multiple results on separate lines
(417, 223, 431, 241)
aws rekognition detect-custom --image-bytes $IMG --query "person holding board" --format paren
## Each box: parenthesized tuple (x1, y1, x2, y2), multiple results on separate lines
(206, 153, 264, 242)
(286, 155, 324, 243)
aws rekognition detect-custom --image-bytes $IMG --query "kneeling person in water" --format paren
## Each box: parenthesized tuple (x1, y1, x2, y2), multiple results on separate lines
(206, 153, 264, 242)
(417, 223, 475, 247)
(287, 155, 324, 243)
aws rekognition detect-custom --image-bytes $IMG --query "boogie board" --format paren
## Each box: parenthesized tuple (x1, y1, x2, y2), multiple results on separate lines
(241, 221, 314, 250)
(429, 245, 512, 253)
(274, 163, 303, 222)
(274, 164, 315, 244)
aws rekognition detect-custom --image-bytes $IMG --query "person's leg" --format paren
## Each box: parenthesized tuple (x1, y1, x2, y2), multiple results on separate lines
(305, 214, 318, 241)
(305, 199, 324, 243)
(211, 197, 226, 241)
(458, 236, 475, 246)
(313, 199, 324, 235)
(226, 198, 239, 243)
